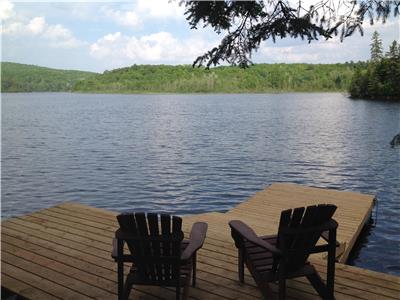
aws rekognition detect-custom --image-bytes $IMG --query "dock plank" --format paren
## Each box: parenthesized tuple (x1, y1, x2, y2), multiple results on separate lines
(2, 262, 92, 300)
(1, 274, 60, 300)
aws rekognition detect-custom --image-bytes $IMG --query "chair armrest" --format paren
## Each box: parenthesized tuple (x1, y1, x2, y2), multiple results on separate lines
(181, 222, 208, 261)
(229, 220, 281, 255)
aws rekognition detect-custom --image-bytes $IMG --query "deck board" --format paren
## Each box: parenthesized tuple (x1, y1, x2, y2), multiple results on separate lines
(2, 183, 399, 300)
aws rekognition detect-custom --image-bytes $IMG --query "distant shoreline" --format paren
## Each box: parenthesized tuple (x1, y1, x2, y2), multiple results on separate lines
(2, 61, 355, 94)
(1, 91, 350, 95)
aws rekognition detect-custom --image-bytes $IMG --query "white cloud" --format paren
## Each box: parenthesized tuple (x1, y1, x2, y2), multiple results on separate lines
(2, 15, 84, 49)
(89, 31, 215, 68)
(45, 24, 70, 39)
(136, 0, 184, 19)
(258, 40, 361, 64)
(44, 24, 83, 48)
(100, 0, 184, 28)
(257, 35, 370, 64)
(2, 21, 23, 34)
(0, 0, 14, 21)
(101, 6, 141, 27)
(362, 19, 400, 42)
(27, 16, 46, 34)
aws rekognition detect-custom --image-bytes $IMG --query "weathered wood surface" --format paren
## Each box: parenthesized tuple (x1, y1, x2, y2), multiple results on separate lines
(2, 183, 399, 300)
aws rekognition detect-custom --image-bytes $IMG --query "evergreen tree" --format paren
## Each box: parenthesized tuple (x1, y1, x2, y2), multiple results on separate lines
(370, 31, 383, 62)
(349, 38, 400, 100)
(386, 40, 400, 59)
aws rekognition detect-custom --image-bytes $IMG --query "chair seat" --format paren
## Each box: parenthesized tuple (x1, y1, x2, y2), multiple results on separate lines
(126, 263, 192, 286)
(244, 235, 316, 281)
(245, 235, 277, 272)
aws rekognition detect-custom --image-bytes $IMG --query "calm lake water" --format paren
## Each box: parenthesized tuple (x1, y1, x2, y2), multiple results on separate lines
(2, 92, 399, 274)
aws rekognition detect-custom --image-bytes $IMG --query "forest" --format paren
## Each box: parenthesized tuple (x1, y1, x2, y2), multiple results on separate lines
(1, 62, 95, 92)
(2, 47, 398, 99)
(349, 33, 400, 101)
(1, 62, 357, 93)
(73, 63, 356, 93)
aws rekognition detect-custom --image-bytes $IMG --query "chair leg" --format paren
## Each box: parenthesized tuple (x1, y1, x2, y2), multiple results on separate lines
(117, 261, 124, 300)
(122, 274, 134, 300)
(124, 282, 133, 300)
(278, 278, 286, 300)
(192, 253, 197, 287)
(327, 228, 337, 299)
(257, 281, 275, 300)
(182, 283, 190, 300)
(176, 285, 181, 300)
(277, 260, 287, 300)
(307, 273, 331, 299)
(238, 248, 245, 283)
(117, 239, 126, 300)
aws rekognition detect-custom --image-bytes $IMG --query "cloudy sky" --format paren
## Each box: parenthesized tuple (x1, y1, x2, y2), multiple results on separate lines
(1, 0, 399, 73)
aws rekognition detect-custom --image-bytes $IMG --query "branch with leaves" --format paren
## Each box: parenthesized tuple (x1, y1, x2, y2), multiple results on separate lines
(180, 0, 400, 68)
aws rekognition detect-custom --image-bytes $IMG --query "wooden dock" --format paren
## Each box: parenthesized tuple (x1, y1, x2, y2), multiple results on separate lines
(2, 183, 399, 299)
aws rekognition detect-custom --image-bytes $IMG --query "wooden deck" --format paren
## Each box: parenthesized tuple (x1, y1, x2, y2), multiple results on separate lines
(2, 183, 399, 299)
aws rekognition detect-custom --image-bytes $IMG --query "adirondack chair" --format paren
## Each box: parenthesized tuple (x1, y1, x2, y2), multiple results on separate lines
(112, 212, 207, 300)
(229, 204, 338, 300)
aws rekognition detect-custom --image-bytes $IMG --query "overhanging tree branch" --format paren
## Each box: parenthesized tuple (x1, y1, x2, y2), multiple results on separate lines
(180, 0, 400, 68)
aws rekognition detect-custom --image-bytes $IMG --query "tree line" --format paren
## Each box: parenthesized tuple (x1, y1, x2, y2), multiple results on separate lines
(3, 47, 398, 99)
(349, 32, 400, 100)
(2, 62, 357, 94)
(73, 63, 355, 93)
(1, 62, 95, 92)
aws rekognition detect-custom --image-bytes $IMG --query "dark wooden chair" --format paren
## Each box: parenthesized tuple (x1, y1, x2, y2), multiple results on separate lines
(112, 212, 207, 300)
(229, 204, 338, 300)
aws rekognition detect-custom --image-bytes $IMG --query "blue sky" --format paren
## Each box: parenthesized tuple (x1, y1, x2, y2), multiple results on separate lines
(1, 0, 399, 73)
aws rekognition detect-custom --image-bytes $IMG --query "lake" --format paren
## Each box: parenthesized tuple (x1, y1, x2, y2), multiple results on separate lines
(2, 92, 399, 275)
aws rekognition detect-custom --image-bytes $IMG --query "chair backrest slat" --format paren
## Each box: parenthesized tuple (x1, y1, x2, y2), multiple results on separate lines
(135, 212, 155, 279)
(171, 216, 183, 279)
(116, 212, 184, 283)
(161, 214, 172, 279)
(277, 209, 291, 248)
(148, 213, 162, 280)
(290, 207, 305, 228)
(172, 216, 182, 233)
(135, 212, 149, 236)
(161, 214, 171, 235)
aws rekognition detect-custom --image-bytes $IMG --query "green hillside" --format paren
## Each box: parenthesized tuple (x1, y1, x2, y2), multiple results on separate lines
(1, 62, 96, 92)
(73, 63, 355, 93)
(2, 62, 357, 93)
